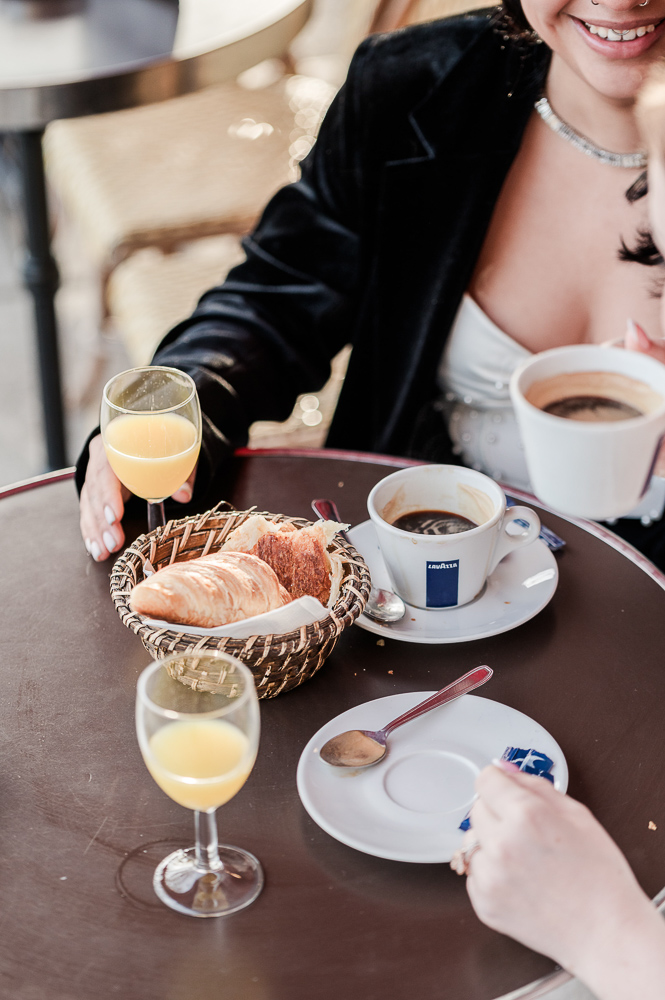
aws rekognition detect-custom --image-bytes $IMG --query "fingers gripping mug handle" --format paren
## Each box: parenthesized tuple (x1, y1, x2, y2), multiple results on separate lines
(488, 505, 541, 575)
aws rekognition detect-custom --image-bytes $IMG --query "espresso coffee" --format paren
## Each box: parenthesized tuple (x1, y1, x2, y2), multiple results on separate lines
(392, 509, 477, 535)
(543, 395, 642, 422)
(525, 371, 664, 423)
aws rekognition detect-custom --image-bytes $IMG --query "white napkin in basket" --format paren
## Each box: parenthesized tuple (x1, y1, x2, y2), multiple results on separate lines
(141, 595, 329, 639)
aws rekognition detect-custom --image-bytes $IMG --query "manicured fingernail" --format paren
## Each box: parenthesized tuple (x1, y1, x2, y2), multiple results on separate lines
(492, 758, 521, 773)
(85, 538, 92, 554)
(103, 531, 116, 553)
(90, 541, 102, 562)
(626, 318, 652, 351)
(174, 484, 192, 502)
(104, 505, 116, 526)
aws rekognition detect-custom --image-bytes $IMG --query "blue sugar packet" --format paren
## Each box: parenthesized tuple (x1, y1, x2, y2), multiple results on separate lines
(501, 746, 555, 781)
(459, 746, 555, 831)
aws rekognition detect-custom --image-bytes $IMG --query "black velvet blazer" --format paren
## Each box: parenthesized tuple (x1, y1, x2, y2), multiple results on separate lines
(151, 9, 551, 488)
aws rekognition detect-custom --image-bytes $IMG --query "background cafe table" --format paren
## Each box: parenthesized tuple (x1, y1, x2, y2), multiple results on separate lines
(0, 0, 312, 471)
(1, 447, 665, 1000)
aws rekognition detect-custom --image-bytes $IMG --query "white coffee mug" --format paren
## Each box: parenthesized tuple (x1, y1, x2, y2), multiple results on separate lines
(510, 345, 665, 520)
(367, 465, 540, 609)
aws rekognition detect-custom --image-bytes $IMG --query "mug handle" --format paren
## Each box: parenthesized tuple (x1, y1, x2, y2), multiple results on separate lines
(488, 505, 541, 575)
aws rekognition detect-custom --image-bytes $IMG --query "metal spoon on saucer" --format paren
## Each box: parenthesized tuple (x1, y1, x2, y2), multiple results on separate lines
(311, 497, 406, 624)
(319, 665, 493, 769)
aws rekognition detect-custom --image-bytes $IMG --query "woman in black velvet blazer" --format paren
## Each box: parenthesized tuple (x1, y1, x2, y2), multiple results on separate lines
(79, 0, 665, 569)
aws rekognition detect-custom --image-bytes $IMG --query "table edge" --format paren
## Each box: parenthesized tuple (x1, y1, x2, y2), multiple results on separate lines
(0, 466, 75, 499)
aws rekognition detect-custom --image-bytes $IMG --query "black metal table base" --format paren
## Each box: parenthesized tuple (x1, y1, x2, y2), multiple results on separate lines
(17, 129, 66, 470)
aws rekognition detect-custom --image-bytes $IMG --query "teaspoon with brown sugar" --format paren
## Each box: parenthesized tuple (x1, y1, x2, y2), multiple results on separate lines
(319, 665, 493, 769)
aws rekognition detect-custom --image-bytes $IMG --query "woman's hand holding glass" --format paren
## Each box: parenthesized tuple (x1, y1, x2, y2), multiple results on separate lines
(81, 436, 198, 561)
(82, 366, 201, 560)
(136, 653, 263, 918)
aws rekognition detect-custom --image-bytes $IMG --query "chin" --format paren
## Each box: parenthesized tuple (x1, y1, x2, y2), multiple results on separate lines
(571, 57, 655, 103)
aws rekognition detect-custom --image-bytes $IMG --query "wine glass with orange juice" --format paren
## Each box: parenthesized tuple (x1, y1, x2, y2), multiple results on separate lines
(101, 366, 201, 531)
(136, 653, 263, 917)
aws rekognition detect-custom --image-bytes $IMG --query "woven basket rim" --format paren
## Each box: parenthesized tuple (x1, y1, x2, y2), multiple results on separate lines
(109, 504, 370, 650)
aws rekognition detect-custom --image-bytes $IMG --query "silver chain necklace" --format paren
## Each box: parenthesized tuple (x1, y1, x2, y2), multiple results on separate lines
(534, 96, 647, 169)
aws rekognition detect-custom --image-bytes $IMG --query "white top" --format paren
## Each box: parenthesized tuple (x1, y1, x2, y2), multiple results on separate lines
(438, 294, 665, 522)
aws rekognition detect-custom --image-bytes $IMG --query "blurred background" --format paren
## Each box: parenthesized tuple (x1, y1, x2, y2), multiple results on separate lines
(0, 0, 484, 488)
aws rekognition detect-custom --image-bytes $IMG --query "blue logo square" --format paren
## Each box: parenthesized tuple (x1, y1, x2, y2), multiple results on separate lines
(426, 560, 459, 608)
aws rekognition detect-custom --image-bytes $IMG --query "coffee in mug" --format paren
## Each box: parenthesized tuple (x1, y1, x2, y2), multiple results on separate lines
(525, 371, 663, 422)
(510, 345, 665, 520)
(391, 510, 478, 534)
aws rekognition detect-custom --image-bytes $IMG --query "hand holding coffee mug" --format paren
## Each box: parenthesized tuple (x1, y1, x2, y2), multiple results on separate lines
(510, 345, 665, 520)
(367, 466, 540, 610)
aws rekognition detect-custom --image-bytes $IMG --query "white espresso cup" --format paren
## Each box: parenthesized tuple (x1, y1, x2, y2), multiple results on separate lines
(367, 465, 540, 609)
(510, 345, 665, 520)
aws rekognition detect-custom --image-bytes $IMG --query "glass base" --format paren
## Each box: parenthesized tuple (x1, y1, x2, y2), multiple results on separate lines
(153, 844, 263, 918)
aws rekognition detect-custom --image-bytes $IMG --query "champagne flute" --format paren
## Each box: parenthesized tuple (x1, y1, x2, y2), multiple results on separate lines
(136, 653, 263, 917)
(101, 366, 201, 532)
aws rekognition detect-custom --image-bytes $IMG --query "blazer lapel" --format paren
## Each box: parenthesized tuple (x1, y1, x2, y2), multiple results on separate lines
(365, 33, 549, 454)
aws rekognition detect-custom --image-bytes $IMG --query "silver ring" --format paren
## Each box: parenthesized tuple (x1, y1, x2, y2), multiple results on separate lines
(450, 839, 481, 876)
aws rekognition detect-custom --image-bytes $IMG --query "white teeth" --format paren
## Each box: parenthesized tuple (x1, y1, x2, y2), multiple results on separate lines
(583, 21, 658, 40)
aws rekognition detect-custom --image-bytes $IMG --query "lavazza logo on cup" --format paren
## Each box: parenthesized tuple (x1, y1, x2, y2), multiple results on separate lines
(367, 465, 541, 610)
(426, 559, 460, 608)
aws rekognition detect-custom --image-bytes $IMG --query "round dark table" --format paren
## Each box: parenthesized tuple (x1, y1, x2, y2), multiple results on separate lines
(0, 0, 311, 470)
(1, 449, 664, 1000)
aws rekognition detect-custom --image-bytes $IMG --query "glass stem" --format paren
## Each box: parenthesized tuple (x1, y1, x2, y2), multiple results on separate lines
(194, 809, 223, 872)
(147, 500, 166, 532)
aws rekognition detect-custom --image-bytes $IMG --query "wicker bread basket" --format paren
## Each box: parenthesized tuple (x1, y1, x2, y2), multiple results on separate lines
(110, 505, 371, 699)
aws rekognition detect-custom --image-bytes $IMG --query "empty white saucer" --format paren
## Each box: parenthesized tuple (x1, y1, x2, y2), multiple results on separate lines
(297, 692, 568, 863)
(347, 520, 558, 644)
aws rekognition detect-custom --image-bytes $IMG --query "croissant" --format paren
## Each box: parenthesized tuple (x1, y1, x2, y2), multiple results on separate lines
(129, 550, 291, 628)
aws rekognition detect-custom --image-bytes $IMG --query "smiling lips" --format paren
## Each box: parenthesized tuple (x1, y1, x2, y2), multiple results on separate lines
(582, 20, 659, 40)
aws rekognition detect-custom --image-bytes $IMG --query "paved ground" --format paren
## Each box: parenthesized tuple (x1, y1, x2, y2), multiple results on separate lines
(0, 0, 354, 490)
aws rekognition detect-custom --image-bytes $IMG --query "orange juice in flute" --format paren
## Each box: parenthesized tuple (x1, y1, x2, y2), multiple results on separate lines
(136, 653, 262, 917)
(101, 367, 201, 531)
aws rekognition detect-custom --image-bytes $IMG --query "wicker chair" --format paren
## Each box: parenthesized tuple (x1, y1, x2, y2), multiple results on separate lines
(44, 72, 336, 296)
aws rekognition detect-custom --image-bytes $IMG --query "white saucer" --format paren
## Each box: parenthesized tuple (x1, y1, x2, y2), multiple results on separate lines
(297, 692, 568, 863)
(347, 521, 558, 644)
